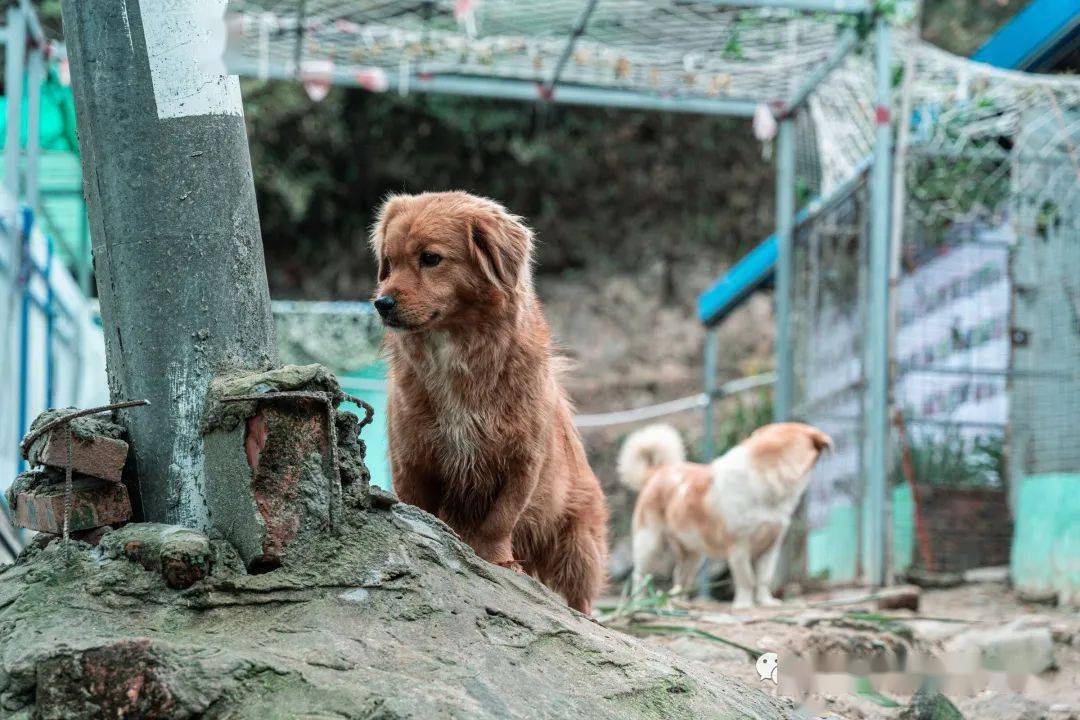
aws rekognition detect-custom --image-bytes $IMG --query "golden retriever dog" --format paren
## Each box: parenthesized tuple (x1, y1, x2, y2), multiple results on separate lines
(370, 191, 609, 613)
(618, 422, 831, 609)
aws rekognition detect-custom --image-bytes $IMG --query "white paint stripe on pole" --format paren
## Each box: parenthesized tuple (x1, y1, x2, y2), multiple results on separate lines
(140, 0, 243, 119)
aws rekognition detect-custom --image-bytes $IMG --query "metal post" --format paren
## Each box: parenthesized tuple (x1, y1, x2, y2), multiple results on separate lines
(26, 46, 43, 214)
(4, 6, 25, 222)
(861, 17, 893, 588)
(61, 0, 277, 528)
(774, 117, 796, 421)
(44, 234, 55, 409)
(702, 326, 718, 460)
(16, 212, 30, 473)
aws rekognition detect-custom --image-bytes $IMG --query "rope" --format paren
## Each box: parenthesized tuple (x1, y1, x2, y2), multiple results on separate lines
(573, 372, 775, 428)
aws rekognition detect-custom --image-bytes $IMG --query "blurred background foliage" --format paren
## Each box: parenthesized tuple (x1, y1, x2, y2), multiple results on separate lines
(241, 86, 774, 300)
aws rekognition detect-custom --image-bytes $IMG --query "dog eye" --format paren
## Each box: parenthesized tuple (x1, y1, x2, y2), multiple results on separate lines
(419, 251, 442, 268)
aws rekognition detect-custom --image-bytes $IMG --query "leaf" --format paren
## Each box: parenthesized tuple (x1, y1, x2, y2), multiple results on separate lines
(627, 623, 763, 660)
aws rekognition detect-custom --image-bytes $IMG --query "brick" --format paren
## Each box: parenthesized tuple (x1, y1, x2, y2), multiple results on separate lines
(245, 400, 332, 569)
(13, 476, 131, 534)
(26, 427, 128, 482)
(34, 640, 179, 720)
(203, 390, 339, 571)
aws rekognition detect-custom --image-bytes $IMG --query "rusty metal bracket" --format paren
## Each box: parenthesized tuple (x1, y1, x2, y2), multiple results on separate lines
(19, 399, 149, 544)
(342, 393, 375, 431)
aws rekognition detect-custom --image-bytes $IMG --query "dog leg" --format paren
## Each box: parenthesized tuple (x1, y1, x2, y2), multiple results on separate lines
(753, 525, 788, 607)
(672, 550, 703, 598)
(462, 471, 540, 566)
(727, 541, 756, 610)
(390, 456, 443, 517)
(631, 523, 664, 594)
(562, 529, 605, 615)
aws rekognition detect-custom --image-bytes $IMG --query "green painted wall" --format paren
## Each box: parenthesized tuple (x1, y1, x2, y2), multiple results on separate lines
(892, 484, 914, 574)
(807, 487, 916, 583)
(807, 501, 859, 582)
(1011, 473, 1079, 604)
(339, 362, 391, 491)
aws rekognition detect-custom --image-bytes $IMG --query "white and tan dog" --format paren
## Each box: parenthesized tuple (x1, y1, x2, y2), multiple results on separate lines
(618, 422, 831, 609)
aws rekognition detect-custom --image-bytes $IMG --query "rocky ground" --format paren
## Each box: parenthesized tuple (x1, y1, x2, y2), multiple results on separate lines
(605, 581, 1079, 720)
(0, 491, 793, 720)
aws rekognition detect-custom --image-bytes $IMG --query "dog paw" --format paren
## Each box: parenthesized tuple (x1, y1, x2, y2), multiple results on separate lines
(756, 594, 783, 607)
(495, 559, 525, 574)
(732, 597, 755, 611)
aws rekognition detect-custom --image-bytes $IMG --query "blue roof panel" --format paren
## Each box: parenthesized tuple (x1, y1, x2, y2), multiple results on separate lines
(972, 0, 1080, 71)
(697, 234, 777, 326)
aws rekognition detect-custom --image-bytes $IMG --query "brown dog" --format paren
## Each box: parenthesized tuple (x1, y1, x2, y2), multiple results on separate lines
(370, 191, 609, 613)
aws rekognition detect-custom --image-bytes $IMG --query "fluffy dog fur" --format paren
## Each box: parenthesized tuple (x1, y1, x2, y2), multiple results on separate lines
(370, 191, 609, 613)
(619, 422, 832, 609)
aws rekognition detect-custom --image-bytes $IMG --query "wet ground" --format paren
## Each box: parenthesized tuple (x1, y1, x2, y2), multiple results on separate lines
(600, 581, 1080, 719)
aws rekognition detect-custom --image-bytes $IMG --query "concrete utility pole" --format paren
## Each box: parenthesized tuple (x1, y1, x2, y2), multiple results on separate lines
(60, 0, 276, 529)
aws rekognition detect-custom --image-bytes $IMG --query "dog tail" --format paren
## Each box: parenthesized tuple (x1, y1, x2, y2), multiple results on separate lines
(617, 424, 686, 492)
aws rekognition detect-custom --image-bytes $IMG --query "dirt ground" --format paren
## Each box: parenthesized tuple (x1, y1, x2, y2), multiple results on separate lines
(601, 580, 1080, 720)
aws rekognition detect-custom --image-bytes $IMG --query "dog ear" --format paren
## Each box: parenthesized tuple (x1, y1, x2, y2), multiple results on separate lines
(467, 203, 533, 295)
(371, 194, 409, 281)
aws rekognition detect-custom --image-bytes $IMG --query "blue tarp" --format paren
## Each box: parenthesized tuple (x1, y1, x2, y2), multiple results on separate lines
(696, 234, 776, 326)
(972, 0, 1080, 72)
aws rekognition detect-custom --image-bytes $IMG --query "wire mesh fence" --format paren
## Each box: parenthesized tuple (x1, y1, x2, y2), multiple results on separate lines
(789, 166, 870, 582)
(225, 0, 861, 110)
(793, 36, 1080, 583)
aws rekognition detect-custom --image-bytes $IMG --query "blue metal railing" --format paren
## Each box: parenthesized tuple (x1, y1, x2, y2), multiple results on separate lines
(3, 206, 79, 475)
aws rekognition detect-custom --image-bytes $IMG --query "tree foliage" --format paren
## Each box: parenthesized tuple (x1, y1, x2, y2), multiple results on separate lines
(242, 81, 774, 299)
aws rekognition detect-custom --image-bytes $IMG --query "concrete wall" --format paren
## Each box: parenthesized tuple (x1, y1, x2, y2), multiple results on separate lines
(1011, 473, 1080, 605)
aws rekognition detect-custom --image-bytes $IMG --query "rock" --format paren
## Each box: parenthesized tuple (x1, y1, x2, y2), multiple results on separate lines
(900, 687, 964, 720)
(24, 426, 128, 483)
(958, 692, 1049, 720)
(907, 567, 964, 589)
(0, 503, 790, 719)
(876, 585, 921, 612)
(99, 523, 213, 590)
(945, 625, 1055, 675)
(11, 472, 131, 534)
(367, 483, 399, 509)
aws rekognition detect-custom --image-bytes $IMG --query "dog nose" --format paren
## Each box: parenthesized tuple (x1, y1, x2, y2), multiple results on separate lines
(374, 295, 396, 318)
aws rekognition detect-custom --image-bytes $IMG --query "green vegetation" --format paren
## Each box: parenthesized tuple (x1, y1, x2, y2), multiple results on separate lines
(698, 389, 774, 461)
(894, 427, 1005, 488)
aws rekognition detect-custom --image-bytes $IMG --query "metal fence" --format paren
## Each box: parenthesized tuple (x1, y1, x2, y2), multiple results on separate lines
(791, 41, 1080, 584)
(0, 3, 107, 562)
(788, 166, 870, 582)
